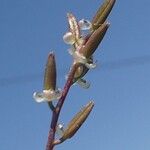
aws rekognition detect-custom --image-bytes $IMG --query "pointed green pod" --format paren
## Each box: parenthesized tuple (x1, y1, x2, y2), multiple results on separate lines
(60, 101, 94, 140)
(44, 52, 56, 91)
(92, 0, 116, 30)
(79, 22, 109, 59)
(44, 52, 57, 110)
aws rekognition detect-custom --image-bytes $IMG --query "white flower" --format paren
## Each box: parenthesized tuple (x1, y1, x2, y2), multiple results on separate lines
(33, 88, 62, 103)
(63, 15, 96, 88)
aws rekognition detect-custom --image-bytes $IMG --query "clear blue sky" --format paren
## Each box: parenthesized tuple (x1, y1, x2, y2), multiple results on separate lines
(1, 0, 150, 150)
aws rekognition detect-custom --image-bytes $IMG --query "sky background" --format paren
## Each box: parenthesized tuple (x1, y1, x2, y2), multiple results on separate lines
(1, 0, 150, 150)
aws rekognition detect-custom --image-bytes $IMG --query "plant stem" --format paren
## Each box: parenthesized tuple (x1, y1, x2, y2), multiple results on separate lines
(46, 63, 80, 150)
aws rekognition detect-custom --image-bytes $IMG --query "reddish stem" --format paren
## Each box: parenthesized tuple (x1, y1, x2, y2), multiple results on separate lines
(46, 63, 80, 150)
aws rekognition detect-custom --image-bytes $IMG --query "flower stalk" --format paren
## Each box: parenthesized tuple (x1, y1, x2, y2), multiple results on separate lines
(33, 0, 116, 150)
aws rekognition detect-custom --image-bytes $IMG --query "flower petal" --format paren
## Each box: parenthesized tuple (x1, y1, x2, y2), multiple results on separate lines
(53, 88, 62, 99)
(33, 89, 62, 103)
(78, 19, 92, 30)
(73, 51, 87, 64)
(68, 47, 76, 55)
(33, 91, 46, 103)
(63, 32, 75, 45)
(85, 61, 97, 69)
(67, 13, 80, 40)
(76, 78, 90, 89)
(56, 124, 64, 137)
(43, 89, 62, 101)
(68, 48, 97, 70)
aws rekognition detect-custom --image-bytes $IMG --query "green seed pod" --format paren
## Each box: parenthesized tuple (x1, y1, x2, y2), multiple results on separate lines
(60, 101, 94, 140)
(92, 0, 116, 30)
(79, 22, 109, 59)
(43, 52, 57, 110)
(44, 52, 57, 91)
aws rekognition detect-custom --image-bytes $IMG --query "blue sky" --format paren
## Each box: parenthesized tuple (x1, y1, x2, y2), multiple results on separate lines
(1, 0, 150, 150)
